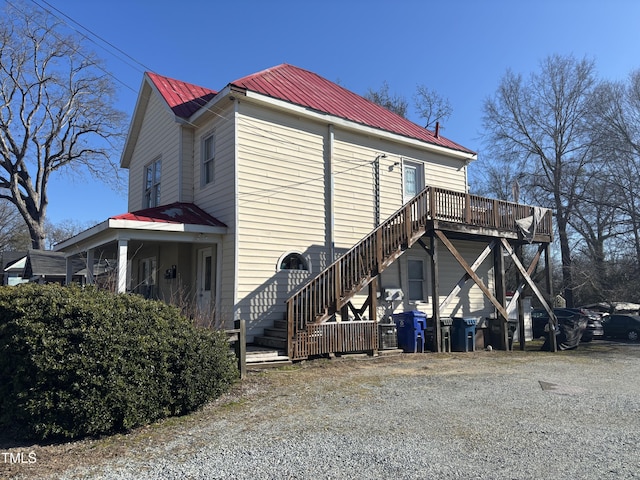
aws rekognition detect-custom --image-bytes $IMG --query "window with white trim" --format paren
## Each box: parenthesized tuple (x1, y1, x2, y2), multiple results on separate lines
(144, 158, 161, 208)
(202, 133, 215, 185)
(407, 258, 425, 301)
(278, 252, 309, 271)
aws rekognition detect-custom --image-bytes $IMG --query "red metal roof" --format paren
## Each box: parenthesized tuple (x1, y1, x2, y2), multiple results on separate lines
(230, 64, 475, 155)
(149, 64, 475, 155)
(147, 72, 217, 118)
(111, 202, 226, 228)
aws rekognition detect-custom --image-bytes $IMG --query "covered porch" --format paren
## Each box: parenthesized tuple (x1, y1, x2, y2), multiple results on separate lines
(54, 203, 227, 326)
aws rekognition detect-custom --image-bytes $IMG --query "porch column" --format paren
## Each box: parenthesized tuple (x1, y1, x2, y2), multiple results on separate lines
(117, 239, 128, 294)
(86, 248, 95, 285)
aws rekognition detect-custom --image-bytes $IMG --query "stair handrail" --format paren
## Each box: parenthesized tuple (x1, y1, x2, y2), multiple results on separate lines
(286, 185, 553, 358)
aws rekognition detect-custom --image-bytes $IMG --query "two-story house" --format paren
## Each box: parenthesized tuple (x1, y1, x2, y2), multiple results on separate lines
(55, 64, 556, 360)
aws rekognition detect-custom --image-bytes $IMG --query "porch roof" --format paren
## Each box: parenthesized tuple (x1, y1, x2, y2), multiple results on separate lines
(111, 202, 227, 228)
(54, 202, 227, 253)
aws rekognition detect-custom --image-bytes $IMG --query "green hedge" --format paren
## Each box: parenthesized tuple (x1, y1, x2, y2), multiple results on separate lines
(0, 283, 238, 441)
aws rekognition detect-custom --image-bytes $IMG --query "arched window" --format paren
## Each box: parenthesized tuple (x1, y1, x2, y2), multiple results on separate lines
(278, 252, 309, 272)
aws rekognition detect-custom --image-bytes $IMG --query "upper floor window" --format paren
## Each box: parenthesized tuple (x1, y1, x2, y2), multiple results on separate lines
(202, 133, 215, 185)
(403, 160, 424, 203)
(144, 158, 161, 208)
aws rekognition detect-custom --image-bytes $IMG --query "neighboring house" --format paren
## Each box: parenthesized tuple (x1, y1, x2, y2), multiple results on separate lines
(2, 250, 85, 285)
(54, 63, 555, 359)
(2, 251, 28, 286)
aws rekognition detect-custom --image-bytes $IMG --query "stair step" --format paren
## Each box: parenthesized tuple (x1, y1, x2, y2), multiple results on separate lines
(264, 327, 287, 338)
(246, 347, 288, 363)
(253, 335, 287, 350)
(246, 346, 291, 367)
(273, 319, 287, 330)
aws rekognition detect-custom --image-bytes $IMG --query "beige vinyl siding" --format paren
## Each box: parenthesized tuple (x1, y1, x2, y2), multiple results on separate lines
(193, 103, 236, 226)
(180, 128, 194, 203)
(192, 103, 237, 327)
(126, 94, 181, 211)
(234, 103, 327, 338)
(331, 130, 468, 249)
(376, 239, 495, 321)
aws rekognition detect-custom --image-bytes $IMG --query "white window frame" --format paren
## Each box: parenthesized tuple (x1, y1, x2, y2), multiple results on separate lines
(407, 257, 426, 302)
(144, 157, 161, 208)
(277, 251, 311, 273)
(202, 131, 215, 186)
(403, 159, 424, 203)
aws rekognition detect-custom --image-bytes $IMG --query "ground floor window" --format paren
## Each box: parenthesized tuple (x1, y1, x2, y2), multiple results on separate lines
(407, 258, 425, 301)
(278, 252, 309, 271)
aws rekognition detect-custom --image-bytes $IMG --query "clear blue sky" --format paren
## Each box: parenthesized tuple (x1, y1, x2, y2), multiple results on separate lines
(20, 0, 640, 226)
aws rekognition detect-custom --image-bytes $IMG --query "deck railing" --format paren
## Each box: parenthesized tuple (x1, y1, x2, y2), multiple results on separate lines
(286, 186, 552, 359)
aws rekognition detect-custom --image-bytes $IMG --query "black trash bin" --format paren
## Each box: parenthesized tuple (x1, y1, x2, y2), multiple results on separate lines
(393, 311, 426, 353)
(452, 317, 477, 352)
(488, 317, 518, 350)
(425, 317, 453, 352)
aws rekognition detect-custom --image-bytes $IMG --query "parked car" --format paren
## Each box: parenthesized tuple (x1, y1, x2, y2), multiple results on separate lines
(531, 308, 602, 342)
(568, 308, 604, 342)
(602, 314, 640, 342)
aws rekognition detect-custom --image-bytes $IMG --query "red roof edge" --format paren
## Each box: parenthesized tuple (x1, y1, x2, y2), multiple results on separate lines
(111, 202, 227, 228)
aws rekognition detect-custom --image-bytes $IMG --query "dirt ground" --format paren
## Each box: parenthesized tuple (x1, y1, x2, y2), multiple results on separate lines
(1, 339, 638, 480)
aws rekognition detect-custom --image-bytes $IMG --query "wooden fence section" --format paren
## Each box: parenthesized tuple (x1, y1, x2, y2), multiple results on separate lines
(292, 321, 378, 359)
(286, 186, 553, 360)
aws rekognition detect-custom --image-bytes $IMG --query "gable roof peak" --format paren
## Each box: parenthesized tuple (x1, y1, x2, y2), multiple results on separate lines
(146, 71, 217, 119)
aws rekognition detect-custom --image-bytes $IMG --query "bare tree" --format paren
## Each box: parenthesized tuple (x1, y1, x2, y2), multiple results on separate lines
(0, 199, 30, 251)
(414, 84, 452, 130)
(588, 71, 640, 271)
(365, 81, 453, 131)
(364, 81, 409, 118)
(482, 54, 598, 307)
(44, 218, 94, 249)
(0, 2, 126, 249)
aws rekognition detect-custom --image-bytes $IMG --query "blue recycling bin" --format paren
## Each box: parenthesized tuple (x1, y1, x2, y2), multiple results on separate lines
(393, 311, 427, 353)
(452, 317, 477, 352)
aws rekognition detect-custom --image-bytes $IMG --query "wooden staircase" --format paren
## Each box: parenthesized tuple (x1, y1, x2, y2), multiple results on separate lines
(284, 185, 554, 361)
(254, 319, 287, 350)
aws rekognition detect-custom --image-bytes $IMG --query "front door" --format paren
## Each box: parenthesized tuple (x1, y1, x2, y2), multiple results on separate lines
(196, 247, 214, 325)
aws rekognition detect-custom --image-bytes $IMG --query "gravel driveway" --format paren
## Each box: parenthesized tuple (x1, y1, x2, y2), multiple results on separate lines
(4, 341, 640, 480)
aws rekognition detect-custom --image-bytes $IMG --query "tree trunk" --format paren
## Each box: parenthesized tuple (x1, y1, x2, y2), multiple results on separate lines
(556, 215, 574, 307)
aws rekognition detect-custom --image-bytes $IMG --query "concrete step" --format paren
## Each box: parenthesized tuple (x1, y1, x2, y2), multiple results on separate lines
(253, 335, 287, 350)
(246, 346, 291, 368)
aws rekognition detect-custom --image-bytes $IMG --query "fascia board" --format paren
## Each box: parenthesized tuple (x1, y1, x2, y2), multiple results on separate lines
(120, 77, 154, 168)
(53, 220, 111, 251)
(107, 219, 226, 234)
(189, 84, 235, 125)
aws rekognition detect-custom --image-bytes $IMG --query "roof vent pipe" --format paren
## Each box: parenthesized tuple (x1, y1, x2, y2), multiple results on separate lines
(434, 121, 440, 138)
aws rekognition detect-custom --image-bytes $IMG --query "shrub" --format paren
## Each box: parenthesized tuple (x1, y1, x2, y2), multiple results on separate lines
(0, 283, 238, 441)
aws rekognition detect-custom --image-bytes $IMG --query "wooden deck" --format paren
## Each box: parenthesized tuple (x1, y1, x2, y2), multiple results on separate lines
(286, 186, 553, 360)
